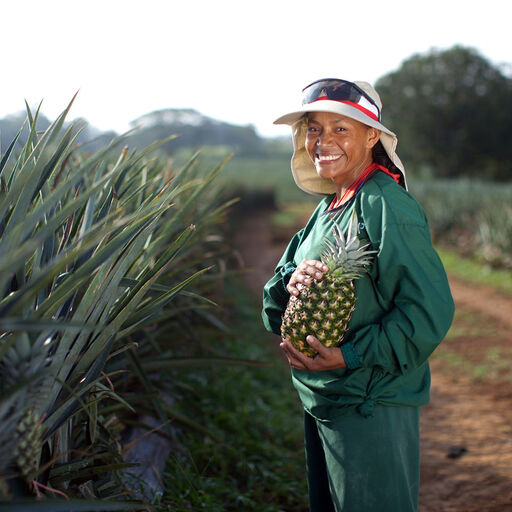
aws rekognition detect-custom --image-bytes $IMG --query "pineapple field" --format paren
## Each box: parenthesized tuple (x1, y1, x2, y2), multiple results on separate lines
(1, 100, 512, 511)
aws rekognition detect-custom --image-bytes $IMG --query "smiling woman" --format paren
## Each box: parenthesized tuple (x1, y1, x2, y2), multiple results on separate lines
(261, 78, 455, 511)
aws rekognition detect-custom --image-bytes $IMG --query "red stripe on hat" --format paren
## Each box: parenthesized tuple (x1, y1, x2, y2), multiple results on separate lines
(307, 98, 379, 122)
(339, 101, 379, 121)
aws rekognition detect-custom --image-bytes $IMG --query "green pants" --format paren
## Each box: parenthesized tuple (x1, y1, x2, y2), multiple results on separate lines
(304, 406, 420, 512)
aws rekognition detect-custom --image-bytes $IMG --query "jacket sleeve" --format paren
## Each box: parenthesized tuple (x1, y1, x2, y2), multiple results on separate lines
(261, 229, 305, 336)
(341, 195, 455, 376)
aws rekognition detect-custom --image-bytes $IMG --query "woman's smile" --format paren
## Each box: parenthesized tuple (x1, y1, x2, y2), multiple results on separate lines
(315, 153, 344, 163)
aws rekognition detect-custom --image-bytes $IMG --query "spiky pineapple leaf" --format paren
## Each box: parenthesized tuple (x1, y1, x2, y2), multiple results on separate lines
(0, 126, 23, 179)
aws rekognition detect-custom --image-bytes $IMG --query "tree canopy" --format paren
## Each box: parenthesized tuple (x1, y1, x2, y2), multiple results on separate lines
(376, 46, 512, 180)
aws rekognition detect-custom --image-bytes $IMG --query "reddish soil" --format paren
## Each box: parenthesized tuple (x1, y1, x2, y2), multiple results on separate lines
(234, 211, 512, 512)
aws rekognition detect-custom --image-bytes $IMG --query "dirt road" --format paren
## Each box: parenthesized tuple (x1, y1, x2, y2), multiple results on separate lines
(235, 212, 512, 512)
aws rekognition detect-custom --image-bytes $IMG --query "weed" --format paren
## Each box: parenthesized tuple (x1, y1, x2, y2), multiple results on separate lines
(157, 278, 309, 511)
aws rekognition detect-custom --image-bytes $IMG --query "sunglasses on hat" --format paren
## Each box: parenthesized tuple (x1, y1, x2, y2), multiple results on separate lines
(301, 78, 381, 122)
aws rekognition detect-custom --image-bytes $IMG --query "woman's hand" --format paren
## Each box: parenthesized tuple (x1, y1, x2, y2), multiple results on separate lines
(280, 335, 347, 371)
(287, 259, 328, 296)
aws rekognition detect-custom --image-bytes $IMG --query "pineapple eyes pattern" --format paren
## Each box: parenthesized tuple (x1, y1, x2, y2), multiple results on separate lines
(281, 211, 376, 357)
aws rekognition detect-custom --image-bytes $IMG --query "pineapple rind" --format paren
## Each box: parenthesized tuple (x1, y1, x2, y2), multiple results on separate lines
(13, 409, 43, 482)
(281, 276, 357, 357)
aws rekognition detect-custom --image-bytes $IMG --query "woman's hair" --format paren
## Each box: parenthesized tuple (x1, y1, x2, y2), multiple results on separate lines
(372, 140, 401, 174)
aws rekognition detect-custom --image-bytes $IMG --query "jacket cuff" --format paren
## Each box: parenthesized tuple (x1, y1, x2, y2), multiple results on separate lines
(280, 262, 296, 289)
(341, 342, 362, 369)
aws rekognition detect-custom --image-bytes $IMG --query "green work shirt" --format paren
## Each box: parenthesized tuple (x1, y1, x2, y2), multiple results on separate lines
(262, 172, 455, 421)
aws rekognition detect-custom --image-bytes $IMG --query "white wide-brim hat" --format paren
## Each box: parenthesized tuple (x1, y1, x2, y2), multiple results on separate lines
(274, 79, 407, 195)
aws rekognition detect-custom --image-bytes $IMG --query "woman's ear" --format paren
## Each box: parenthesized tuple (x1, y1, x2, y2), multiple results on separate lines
(367, 128, 381, 149)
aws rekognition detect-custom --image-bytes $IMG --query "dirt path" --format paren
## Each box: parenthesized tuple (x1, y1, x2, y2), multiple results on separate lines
(419, 277, 512, 512)
(234, 210, 512, 512)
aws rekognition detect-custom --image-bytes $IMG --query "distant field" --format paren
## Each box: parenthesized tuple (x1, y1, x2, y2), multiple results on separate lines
(222, 155, 298, 199)
(410, 179, 512, 269)
(174, 146, 310, 203)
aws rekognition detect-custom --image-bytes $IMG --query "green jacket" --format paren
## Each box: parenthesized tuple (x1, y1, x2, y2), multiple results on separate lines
(262, 172, 455, 421)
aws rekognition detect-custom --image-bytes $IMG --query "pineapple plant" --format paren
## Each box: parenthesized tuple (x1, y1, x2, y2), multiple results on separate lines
(0, 99, 234, 503)
(281, 211, 376, 357)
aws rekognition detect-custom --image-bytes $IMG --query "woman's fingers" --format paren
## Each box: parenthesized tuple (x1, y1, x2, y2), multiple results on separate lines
(280, 336, 346, 371)
(300, 259, 328, 276)
(280, 339, 308, 369)
(287, 259, 329, 296)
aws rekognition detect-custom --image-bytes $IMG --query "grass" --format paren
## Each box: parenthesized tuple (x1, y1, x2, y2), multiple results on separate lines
(270, 202, 317, 229)
(433, 253, 512, 384)
(444, 308, 497, 341)
(433, 346, 512, 384)
(437, 248, 512, 295)
(156, 277, 309, 512)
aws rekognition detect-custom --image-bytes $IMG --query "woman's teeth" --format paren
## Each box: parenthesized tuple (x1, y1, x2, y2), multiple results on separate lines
(316, 154, 342, 162)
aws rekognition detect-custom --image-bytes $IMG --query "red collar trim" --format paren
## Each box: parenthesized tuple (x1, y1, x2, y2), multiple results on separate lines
(328, 163, 401, 211)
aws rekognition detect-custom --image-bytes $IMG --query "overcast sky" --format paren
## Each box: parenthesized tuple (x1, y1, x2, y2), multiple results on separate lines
(1, 0, 510, 137)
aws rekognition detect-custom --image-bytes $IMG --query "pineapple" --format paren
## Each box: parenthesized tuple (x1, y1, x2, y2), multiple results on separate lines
(1, 332, 47, 482)
(281, 211, 376, 357)
(13, 408, 43, 482)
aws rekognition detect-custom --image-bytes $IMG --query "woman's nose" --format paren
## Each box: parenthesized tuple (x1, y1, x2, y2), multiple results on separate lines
(317, 129, 334, 146)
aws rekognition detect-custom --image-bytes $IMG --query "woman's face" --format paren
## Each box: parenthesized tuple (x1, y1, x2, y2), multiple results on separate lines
(305, 111, 380, 190)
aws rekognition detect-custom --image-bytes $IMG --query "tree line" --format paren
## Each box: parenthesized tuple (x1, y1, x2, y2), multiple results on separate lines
(376, 45, 512, 180)
(1, 45, 510, 180)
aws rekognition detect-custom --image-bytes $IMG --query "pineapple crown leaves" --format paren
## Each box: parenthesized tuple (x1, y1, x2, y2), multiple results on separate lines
(321, 211, 377, 280)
